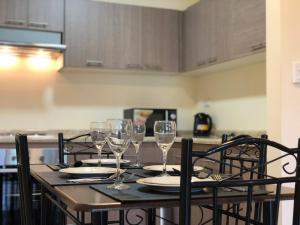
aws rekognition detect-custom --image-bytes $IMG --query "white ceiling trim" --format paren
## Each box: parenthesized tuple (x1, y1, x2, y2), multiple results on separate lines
(90, 0, 199, 11)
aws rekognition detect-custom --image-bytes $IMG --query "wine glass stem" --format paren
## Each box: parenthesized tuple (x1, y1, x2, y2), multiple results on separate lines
(98, 149, 102, 166)
(162, 150, 168, 175)
(116, 153, 121, 183)
(134, 144, 140, 165)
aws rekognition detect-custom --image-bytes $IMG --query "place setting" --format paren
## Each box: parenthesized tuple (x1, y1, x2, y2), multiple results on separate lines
(91, 120, 215, 201)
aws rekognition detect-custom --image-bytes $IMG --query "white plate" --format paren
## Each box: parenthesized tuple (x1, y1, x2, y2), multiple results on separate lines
(136, 176, 213, 192)
(59, 167, 122, 178)
(143, 165, 204, 173)
(81, 158, 131, 165)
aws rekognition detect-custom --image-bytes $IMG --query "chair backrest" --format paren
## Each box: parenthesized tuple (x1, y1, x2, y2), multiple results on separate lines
(220, 134, 268, 180)
(15, 134, 34, 225)
(58, 132, 112, 165)
(180, 137, 300, 225)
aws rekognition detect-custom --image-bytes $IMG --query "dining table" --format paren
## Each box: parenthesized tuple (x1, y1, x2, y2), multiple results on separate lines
(30, 164, 295, 225)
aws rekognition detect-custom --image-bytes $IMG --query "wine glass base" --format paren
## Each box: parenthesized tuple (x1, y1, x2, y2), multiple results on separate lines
(129, 163, 144, 168)
(159, 172, 170, 177)
(107, 182, 130, 190)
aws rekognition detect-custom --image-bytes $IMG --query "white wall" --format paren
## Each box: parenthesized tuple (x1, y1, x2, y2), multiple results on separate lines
(193, 62, 266, 131)
(0, 61, 196, 131)
(266, 0, 300, 224)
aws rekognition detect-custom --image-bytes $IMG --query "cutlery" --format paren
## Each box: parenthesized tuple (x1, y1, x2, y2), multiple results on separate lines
(210, 174, 247, 192)
(67, 173, 117, 183)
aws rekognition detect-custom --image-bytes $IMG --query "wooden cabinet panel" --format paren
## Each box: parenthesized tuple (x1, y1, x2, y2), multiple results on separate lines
(28, 0, 64, 31)
(119, 5, 143, 70)
(183, 0, 265, 72)
(65, 0, 88, 67)
(182, 3, 199, 71)
(228, 0, 266, 59)
(183, 0, 219, 71)
(65, 0, 179, 72)
(142, 8, 179, 72)
(0, 0, 27, 28)
(0, 0, 64, 31)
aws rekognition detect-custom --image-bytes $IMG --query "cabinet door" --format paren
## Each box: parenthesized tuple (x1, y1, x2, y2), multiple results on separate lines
(0, 0, 27, 28)
(228, 0, 266, 59)
(28, 0, 64, 32)
(197, 0, 218, 67)
(142, 8, 179, 72)
(65, 0, 89, 67)
(183, 0, 218, 71)
(182, 4, 199, 71)
(118, 5, 143, 70)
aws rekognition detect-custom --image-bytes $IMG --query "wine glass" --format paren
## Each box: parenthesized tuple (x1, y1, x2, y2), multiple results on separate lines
(90, 121, 108, 166)
(131, 120, 146, 168)
(154, 121, 176, 176)
(106, 119, 132, 190)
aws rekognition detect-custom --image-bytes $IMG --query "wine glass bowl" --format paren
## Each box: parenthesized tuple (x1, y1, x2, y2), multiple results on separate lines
(131, 120, 146, 168)
(90, 121, 108, 166)
(106, 119, 132, 190)
(154, 121, 176, 176)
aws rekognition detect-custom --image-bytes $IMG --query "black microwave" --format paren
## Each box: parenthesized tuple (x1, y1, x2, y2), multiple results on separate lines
(124, 108, 177, 136)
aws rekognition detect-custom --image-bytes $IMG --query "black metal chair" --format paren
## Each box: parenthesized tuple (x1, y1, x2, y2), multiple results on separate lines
(179, 137, 300, 225)
(218, 134, 268, 224)
(58, 132, 113, 165)
(15, 134, 38, 225)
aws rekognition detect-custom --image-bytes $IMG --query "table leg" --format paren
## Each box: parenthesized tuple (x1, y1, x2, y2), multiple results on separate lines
(92, 210, 108, 225)
(40, 187, 49, 225)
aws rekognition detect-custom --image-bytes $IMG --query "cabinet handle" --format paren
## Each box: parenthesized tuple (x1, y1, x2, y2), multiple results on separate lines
(208, 57, 218, 64)
(5, 19, 26, 26)
(144, 65, 162, 71)
(153, 65, 162, 71)
(28, 21, 48, 29)
(127, 64, 143, 70)
(251, 43, 266, 52)
(86, 60, 103, 67)
(197, 61, 206, 67)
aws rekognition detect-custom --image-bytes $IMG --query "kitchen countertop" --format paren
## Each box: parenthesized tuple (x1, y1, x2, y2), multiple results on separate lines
(0, 129, 221, 145)
(0, 129, 265, 146)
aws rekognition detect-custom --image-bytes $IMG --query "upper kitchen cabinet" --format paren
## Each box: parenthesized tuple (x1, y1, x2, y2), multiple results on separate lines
(0, 0, 27, 28)
(227, 0, 266, 59)
(142, 8, 180, 72)
(28, 0, 64, 31)
(182, 0, 265, 72)
(183, 0, 220, 71)
(65, 0, 128, 69)
(0, 0, 64, 32)
(65, 0, 180, 72)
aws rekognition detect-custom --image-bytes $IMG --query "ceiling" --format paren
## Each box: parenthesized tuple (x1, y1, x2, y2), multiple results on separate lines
(91, 0, 200, 11)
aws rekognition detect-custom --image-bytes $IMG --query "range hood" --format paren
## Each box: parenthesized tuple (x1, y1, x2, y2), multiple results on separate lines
(0, 27, 66, 57)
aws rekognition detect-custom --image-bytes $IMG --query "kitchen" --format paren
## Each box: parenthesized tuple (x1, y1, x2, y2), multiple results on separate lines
(0, 0, 299, 225)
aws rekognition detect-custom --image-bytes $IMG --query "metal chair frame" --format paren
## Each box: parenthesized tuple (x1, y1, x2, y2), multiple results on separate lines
(179, 137, 300, 225)
(15, 134, 34, 225)
(58, 132, 113, 165)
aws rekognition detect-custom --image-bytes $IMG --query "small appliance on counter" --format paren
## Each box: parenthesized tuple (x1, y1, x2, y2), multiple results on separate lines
(193, 113, 213, 136)
(124, 108, 177, 136)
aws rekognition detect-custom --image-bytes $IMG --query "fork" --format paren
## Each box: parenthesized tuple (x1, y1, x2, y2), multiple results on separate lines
(211, 174, 246, 192)
(67, 173, 117, 183)
(211, 174, 223, 181)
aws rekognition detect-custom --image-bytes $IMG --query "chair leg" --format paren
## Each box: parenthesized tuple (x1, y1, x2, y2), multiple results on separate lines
(148, 208, 156, 225)
(119, 210, 125, 225)
(263, 201, 274, 225)
(92, 210, 108, 225)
